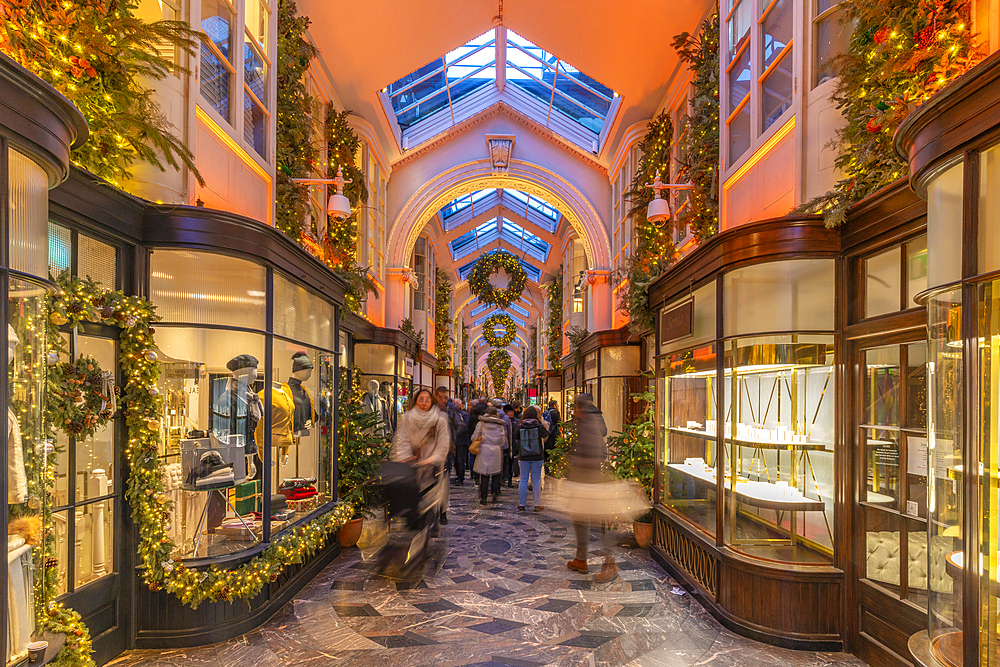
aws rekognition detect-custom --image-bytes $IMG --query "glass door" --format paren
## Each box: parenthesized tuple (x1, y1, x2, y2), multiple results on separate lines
(52, 329, 126, 664)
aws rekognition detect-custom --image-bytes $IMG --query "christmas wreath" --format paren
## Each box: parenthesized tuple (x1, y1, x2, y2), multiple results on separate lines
(48, 355, 118, 439)
(483, 312, 516, 348)
(487, 349, 512, 395)
(468, 250, 527, 309)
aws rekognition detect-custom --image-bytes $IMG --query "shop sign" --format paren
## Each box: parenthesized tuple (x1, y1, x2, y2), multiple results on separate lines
(659, 301, 693, 347)
(404, 357, 414, 377)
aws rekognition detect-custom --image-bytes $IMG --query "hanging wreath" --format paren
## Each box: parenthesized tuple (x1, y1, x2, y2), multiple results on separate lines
(487, 349, 512, 396)
(48, 356, 118, 439)
(468, 250, 527, 309)
(483, 312, 517, 348)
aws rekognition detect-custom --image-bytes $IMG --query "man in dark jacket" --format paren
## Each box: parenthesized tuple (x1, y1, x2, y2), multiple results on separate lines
(544, 399, 561, 449)
(514, 406, 549, 511)
(503, 404, 518, 486)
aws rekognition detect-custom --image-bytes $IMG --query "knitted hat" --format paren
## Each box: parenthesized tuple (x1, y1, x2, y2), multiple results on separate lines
(226, 354, 259, 372)
(291, 351, 313, 372)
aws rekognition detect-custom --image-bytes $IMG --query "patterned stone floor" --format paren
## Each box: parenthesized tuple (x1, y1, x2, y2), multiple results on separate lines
(109, 482, 867, 667)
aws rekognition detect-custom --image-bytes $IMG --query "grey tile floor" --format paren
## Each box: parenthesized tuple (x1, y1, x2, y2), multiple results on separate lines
(109, 481, 867, 667)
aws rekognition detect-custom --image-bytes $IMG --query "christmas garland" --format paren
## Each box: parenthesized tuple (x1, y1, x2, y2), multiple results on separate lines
(545, 271, 563, 370)
(0, 0, 202, 189)
(50, 272, 354, 610)
(434, 268, 452, 371)
(487, 349, 512, 396)
(47, 356, 117, 440)
(483, 312, 517, 348)
(468, 250, 527, 309)
(797, 0, 982, 225)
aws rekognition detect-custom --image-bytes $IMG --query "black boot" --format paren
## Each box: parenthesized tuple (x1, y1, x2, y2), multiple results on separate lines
(440, 511, 448, 525)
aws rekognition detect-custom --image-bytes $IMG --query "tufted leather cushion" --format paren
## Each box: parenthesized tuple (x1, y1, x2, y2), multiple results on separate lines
(866, 530, 953, 592)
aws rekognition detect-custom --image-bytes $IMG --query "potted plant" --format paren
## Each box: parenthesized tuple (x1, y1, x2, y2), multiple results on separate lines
(337, 367, 391, 546)
(607, 382, 656, 547)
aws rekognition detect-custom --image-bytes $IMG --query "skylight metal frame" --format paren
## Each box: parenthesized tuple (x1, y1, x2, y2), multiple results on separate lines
(378, 27, 621, 155)
(457, 249, 541, 282)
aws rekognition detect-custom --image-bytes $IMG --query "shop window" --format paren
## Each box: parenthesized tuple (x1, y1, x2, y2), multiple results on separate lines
(724, 259, 834, 336)
(272, 273, 334, 350)
(8, 149, 48, 278)
(355, 343, 408, 435)
(412, 237, 427, 313)
(813, 0, 852, 88)
(47, 223, 119, 290)
(860, 235, 927, 319)
(150, 249, 267, 330)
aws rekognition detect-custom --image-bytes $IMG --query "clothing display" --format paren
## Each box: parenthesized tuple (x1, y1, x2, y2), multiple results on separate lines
(287, 378, 315, 433)
(181, 435, 246, 489)
(7, 407, 26, 504)
(255, 383, 294, 452)
(191, 451, 235, 489)
(7, 542, 33, 663)
(212, 381, 262, 455)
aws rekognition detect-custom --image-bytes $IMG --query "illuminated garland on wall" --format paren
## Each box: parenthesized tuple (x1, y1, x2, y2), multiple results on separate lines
(797, 0, 981, 226)
(468, 250, 527, 309)
(487, 349, 512, 397)
(483, 312, 516, 348)
(50, 273, 353, 610)
(544, 270, 563, 370)
(0, 0, 202, 189)
(434, 268, 452, 371)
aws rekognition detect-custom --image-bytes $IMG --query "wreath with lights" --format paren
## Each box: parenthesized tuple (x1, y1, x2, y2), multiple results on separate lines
(48, 356, 118, 440)
(48, 271, 353, 613)
(483, 312, 516, 348)
(487, 349, 512, 395)
(468, 250, 527, 310)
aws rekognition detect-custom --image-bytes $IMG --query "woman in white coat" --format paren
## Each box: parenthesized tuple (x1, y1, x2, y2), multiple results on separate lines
(471, 406, 507, 505)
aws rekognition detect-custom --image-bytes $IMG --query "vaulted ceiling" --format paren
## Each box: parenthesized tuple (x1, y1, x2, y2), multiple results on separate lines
(300, 0, 713, 164)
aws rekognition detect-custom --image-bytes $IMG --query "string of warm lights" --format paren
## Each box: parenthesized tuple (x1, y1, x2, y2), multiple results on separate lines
(544, 269, 562, 370)
(434, 268, 453, 371)
(487, 349, 512, 395)
(468, 250, 527, 310)
(483, 312, 516, 348)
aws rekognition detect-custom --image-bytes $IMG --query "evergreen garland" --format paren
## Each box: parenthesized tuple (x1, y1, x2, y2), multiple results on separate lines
(274, 0, 318, 238)
(607, 383, 655, 522)
(487, 349, 512, 396)
(797, 0, 981, 226)
(482, 312, 517, 348)
(0, 0, 203, 188)
(544, 271, 563, 370)
(434, 268, 452, 370)
(673, 10, 720, 240)
(468, 250, 527, 309)
(461, 321, 469, 380)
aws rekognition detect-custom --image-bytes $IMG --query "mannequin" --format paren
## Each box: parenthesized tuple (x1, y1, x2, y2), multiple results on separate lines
(287, 352, 316, 436)
(7, 325, 26, 505)
(362, 380, 383, 416)
(379, 381, 394, 430)
(255, 377, 294, 467)
(212, 354, 261, 484)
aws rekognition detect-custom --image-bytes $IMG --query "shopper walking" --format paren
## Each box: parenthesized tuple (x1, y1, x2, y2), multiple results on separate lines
(470, 406, 507, 504)
(453, 397, 472, 485)
(514, 406, 549, 512)
(502, 404, 518, 487)
(564, 394, 617, 582)
(466, 399, 488, 483)
(434, 386, 464, 525)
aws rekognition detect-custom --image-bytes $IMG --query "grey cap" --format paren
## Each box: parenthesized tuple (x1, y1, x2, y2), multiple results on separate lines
(291, 351, 313, 372)
(226, 354, 259, 372)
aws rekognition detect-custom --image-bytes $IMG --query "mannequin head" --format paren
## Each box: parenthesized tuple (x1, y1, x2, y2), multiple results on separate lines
(226, 354, 259, 384)
(368, 379, 379, 394)
(232, 366, 257, 384)
(291, 351, 313, 381)
(7, 324, 18, 365)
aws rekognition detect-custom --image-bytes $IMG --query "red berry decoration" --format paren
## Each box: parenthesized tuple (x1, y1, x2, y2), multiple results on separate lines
(916, 25, 937, 49)
(874, 27, 890, 44)
(866, 119, 882, 133)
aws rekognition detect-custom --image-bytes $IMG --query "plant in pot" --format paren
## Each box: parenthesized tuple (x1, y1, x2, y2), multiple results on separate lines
(607, 381, 656, 547)
(337, 366, 391, 546)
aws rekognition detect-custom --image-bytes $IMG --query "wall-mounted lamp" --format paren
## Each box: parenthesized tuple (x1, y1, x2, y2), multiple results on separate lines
(290, 165, 353, 221)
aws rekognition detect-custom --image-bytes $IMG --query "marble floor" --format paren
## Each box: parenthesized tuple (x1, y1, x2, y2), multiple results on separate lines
(109, 481, 867, 667)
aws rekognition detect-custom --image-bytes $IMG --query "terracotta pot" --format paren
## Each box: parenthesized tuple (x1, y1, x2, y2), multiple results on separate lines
(339, 517, 364, 547)
(633, 520, 653, 548)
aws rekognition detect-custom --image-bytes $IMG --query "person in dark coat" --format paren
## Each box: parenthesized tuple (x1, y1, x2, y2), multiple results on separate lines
(514, 406, 549, 511)
(544, 399, 561, 449)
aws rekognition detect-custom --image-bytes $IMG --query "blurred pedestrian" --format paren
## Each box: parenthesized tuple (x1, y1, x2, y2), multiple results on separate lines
(390, 389, 450, 532)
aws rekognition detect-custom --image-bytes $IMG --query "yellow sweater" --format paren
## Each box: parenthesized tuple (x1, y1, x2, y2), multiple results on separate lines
(255, 383, 295, 452)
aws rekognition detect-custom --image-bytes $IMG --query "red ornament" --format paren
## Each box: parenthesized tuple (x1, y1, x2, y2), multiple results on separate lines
(916, 25, 937, 49)
(874, 27, 891, 44)
(866, 119, 883, 133)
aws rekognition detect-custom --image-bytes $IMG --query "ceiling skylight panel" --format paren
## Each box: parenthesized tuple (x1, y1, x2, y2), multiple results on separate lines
(508, 303, 530, 318)
(450, 218, 499, 261)
(500, 218, 550, 262)
(470, 302, 491, 317)
(475, 309, 526, 328)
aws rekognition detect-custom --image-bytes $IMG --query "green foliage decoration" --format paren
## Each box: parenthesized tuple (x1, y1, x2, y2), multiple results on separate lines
(434, 268, 453, 370)
(468, 250, 527, 309)
(0, 0, 202, 189)
(566, 325, 589, 369)
(337, 367, 390, 518)
(483, 312, 517, 348)
(547, 418, 575, 480)
(797, 0, 982, 226)
(544, 270, 563, 370)
(607, 382, 655, 522)
(487, 349, 512, 396)
(47, 355, 117, 440)
(399, 317, 424, 350)
(274, 0, 319, 238)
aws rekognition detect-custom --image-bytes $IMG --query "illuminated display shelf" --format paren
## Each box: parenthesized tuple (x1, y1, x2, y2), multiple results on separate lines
(666, 463, 826, 512)
(668, 426, 829, 451)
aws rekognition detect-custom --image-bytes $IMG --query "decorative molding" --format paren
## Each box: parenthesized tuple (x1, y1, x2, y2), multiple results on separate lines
(584, 269, 613, 286)
(486, 134, 515, 174)
(607, 120, 650, 184)
(347, 114, 391, 176)
(386, 266, 418, 289)
(390, 102, 608, 174)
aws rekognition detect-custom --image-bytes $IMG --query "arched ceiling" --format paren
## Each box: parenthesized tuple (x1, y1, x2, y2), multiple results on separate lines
(300, 0, 713, 164)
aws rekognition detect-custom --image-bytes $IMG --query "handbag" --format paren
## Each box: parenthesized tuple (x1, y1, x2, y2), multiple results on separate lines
(469, 435, 482, 456)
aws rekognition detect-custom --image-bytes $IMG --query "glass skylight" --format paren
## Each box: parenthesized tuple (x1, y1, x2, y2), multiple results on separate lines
(469, 299, 530, 319)
(475, 309, 526, 328)
(450, 218, 500, 261)
(500, 217, 550, 262)
(458, 250, 541, 282)
(381, 27, 618, 152)
(439, 188, 560, 234)
(470, 302, 492, 317)
(441, 188, 495, 221)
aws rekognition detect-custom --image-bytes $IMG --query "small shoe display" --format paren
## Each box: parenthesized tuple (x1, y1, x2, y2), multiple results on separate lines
(566, 559, 589, 574)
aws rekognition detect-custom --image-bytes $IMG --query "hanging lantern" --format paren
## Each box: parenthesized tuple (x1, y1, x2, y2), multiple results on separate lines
(646, 169, 670, 223)
(326, 165, 353, 222)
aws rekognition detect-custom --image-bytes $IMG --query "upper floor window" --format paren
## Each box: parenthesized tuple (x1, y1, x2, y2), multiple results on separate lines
(724, 0, 795, 168)
(200, 0, 272, 160)
(813, 0, 852, 88)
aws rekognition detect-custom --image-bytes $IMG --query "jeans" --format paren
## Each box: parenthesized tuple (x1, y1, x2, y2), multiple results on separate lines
(518, 460, 544, 507)
(454, 443, 469, 481)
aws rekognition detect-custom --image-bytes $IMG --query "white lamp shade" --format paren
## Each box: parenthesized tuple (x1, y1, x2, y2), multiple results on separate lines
(647, 197, 669, 223)
(327, 192, 352, 218)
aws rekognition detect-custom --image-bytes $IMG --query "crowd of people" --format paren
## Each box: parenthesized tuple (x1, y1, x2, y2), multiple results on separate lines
(388, 386, 619, 583)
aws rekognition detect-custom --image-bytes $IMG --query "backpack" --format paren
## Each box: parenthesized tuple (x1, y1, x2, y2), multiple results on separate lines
(518, 425, 543, 458)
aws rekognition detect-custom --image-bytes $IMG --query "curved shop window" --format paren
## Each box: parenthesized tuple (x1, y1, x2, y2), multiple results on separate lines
(657, 259, 837, 563)
(149, 249, 338, 560)
(355, 342, 409, 437)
